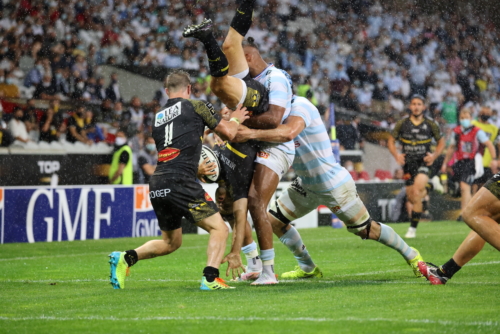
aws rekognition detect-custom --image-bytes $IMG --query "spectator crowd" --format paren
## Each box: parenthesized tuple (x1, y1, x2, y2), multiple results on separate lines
(2, 0, 500, 182)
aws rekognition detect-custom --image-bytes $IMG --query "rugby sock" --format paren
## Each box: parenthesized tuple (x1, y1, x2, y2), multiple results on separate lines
(260, 249, 275, 274)
(439, 258, 461, 279)
(241, 241, 262, 272)
(124, 250, 138, 267)
(230, 0, 256, 36)
(198, 32, 228, 77)
(378, 223, 417, 261)
(203, 266, 220, 282)
(279, 226, 315, 273)
(410, 211, 421, 228)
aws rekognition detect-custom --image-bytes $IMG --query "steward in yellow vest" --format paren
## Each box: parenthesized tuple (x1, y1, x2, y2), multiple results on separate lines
(109, 131, 133, 185)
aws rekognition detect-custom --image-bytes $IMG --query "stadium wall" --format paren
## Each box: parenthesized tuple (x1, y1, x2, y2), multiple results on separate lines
(0, 182, 461, 244)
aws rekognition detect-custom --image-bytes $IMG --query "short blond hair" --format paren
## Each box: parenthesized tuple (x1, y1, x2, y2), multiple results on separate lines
(165, 70, 191, 92)
(459, 107, 472, 118)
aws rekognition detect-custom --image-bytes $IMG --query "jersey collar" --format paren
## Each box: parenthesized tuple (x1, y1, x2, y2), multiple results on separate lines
(254, 63, 275, 80)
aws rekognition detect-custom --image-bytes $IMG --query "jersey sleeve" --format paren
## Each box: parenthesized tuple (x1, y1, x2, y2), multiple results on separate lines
(476, 129, 489, 144)
(267, 73, 291, 110)
(119, 150, 130, 164)
(289, 102, 312, 127)
(391, 119, 404, 139)
(189, 100, 221, 130)
(429, 120, 442, 141)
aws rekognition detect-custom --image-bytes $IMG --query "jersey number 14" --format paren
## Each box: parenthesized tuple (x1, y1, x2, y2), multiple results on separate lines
(164, 122, 173, 147)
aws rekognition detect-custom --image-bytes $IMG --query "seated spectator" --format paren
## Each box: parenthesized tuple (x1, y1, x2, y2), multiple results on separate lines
(371, 79, 390, 113)
(23, 58, 43, 88)
(23, 98, 40, 133)
(8, 108, 31, 144)
(40, 101, 64, 142)
(337, 116, 363, 150)
(136, 136, 157, 184)
(84, 110, 106, 143)
(124, 96, 144, 133)
(34, 75, 58, 100)
(163, 46, 183, 68)
(0, 72, 20, 98)
(106, 72, 122, 102)
(0, 108, 13, 147)
(191, 82, 207, 101)
(66, 106, 92, 145)
(53, 67, 71, 100)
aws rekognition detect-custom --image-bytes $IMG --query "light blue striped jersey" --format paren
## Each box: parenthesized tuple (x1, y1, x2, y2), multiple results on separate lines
(254, 64, 294, 155)
(290, 96, 351, 193)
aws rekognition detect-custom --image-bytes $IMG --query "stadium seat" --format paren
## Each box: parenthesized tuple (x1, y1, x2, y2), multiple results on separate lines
(349, 170, 359, 181)
(375, 169, 392, 181)
(359, 171, 370, 181)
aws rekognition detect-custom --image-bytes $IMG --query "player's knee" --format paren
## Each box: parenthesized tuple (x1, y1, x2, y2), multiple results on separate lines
(348, 217, 373, 239)
(462, 210, 475, 227)
(222, 39, 237, 53)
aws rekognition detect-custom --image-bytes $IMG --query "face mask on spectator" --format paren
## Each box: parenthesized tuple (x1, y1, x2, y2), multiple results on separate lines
(56, 73, 63, 79)
(480, 114, 491, 122)
(61, 14, 67, 20)
(492, 116, 498, 122)
(146, 143, 156, 152)
(77, 82, 85, 90)
(115, 137, 127, 146)
(0, 76, 4, 82)
(460, 119, 471, 128)
(43, 81, 51, 87)
(36, 65, 43, 72)
(5, 78, 13, 85)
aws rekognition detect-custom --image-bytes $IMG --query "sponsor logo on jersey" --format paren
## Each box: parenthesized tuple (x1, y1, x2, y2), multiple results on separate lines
(158, 148, 180, 162)
(149, 188, 171, 199)
(155, 102, 182, 126)
(331, 205, 341, 213)
(204, 101, 215, 115)
(257, 151, 269, 159)
(294, 141, 300, 148)
(204, 193, 213, 202)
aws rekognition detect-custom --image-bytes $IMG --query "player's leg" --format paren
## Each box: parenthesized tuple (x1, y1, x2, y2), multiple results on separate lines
(333, 179, 424, 278)
(197, 212, 235, 290)
(405, 172, 429, 238)
(183, 19, 243, 108)
(247, 163, 280, 284)
(134, 228, 183, 260)
(459, 181, 472, 215)
(268, 182, 322, 279)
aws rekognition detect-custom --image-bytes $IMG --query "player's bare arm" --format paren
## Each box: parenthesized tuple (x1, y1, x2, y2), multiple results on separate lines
(424, 137, 445, 166)
(234, 116, 306, 143)
(387, 135, 405, 165)
(213, 104, 249, 141)
(440, 144, 456, 173)
(243, 104, 286, 129)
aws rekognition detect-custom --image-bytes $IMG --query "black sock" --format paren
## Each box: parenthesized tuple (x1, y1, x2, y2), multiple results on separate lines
(199, 32, 228, 77)
(124, 250, 138, 267)
(230, 0, 256, 36)
(410, 211, 421, 228)
(203, 266, 220, 282)
(422, 200, 428, 212)
(439, 258, 461, 279)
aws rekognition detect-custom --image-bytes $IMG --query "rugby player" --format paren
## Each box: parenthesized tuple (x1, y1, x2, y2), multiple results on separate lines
(418, 171, 500, 284)
(233, 95, 425, 279)
(440, 108, 497, 219)
(108, 70, 249, 291)
(388, 95, 446, 238)
(185, 0, 294, 285)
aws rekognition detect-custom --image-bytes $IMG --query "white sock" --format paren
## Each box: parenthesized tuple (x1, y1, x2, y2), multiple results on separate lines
(260, 249, 275, 274)
(379, 223, 417, 261)
(241, 241, 261, 271)
(279, 226, 315, 273)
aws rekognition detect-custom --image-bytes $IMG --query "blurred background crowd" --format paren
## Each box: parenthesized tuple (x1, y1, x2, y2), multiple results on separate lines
(1, 0, 500, 183)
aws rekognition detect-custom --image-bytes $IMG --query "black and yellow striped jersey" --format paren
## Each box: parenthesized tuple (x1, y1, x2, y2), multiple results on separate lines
(391, 116, 442, 160)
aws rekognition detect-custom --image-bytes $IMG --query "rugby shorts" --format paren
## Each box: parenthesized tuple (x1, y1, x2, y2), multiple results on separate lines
(254, 146, 294, 179)
(269, 177, 371, 233)
(149, 174, 218, 231)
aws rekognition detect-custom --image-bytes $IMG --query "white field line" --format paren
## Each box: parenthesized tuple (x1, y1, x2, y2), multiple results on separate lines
(0, 315, 497, 327)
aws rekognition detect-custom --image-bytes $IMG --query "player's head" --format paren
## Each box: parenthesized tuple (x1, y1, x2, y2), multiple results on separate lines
(165, 70, 191, 98)
(242, 37, 262, 67)
(215, 185, 227, 205)
(115, 130, 127, 146)
(409, 94, 426, 117)
(479, 106, 492, 122)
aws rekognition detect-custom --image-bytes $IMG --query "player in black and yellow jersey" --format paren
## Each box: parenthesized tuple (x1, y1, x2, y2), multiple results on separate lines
(388, 95, 445, 238)
(108, 70, 249, 291)
(418, 171, 500, 285)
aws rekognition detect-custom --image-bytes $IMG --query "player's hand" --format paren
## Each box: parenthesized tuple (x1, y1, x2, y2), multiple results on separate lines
(423, 152, 436, 166)
(230, 104, 250, 124)
(197, 157, 216, 182)
(220, 107, 232, 121)
(396, 153, 406, 166)
(213, 133, 225, 146)
(221, 252, 246, 280)
(232, 125, 253, 143)
(440, 164, 447, 174)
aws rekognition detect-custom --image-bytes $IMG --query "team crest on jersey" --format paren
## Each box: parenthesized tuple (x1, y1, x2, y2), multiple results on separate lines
(331, 206, 341, 213)
(204, 193, 213, 202)
(155, 102, 182, 127)
(257, 151, 269, 159)
(158, 148, 180, 162)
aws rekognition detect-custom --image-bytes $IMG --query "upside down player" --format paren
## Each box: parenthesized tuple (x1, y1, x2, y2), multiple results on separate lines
(418, 171, 500, 284)
(185, 0, 294, 285)
(388, 95, 446, 238)
(233, 95, 426, 279)
(108, 70, 249, 291)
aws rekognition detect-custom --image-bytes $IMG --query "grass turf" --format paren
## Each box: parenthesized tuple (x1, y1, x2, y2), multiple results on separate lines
(1, 221, 499, 333)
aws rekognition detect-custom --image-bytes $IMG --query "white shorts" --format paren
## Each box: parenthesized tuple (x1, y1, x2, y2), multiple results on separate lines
(270, 177, 371, 233)
(233, 69, 249, 106)
(255, 146, 294, 178)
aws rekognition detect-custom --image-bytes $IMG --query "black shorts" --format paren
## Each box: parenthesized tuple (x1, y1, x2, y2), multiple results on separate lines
(484, 172, 500, 199)
(242, 73, 269, 116)
(451, 159, 476, 185)
(474, 167, 493, 185)
(149, 174, 218, 231)
(215, 141, 259, 201)
(403, 158, 430, 186)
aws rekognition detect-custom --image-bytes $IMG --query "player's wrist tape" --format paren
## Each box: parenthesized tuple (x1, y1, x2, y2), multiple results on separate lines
(230, 117, 240, 124)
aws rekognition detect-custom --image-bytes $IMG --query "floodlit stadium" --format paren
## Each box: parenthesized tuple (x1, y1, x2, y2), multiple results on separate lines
(1, 0, 500, 332)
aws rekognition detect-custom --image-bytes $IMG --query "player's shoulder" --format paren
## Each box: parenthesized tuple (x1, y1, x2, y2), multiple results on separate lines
(423, 116, 440, 128)
(187, 99, 216, 114)
(292, 96, 316, 111)
(395, 116, 410, 126)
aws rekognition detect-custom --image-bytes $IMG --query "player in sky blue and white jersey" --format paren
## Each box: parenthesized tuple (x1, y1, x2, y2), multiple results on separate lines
(234, 95, 426, 279)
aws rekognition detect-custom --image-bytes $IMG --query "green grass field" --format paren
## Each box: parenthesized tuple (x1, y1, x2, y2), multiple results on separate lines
(1, 221, 499, 334)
